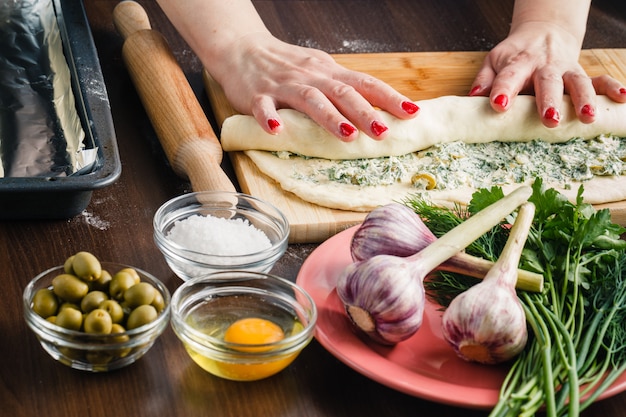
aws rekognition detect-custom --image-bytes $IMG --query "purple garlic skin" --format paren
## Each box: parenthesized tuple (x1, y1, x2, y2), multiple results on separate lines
(350, 203, 544, 294)
(440, 202, 535, 365)
(339, 192, 534, 347)
(441, 280, 527, 364)
(336, 254, 425, 345)
(351, 203, 437, 262)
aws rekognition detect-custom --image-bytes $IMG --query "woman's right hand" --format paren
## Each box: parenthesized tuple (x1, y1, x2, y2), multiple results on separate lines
(210, 32, 419, 141)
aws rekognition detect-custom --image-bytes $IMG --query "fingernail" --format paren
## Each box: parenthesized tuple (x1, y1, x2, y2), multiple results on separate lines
(401, 101, 420, 115)
(494, 94, 508, 108)
(469, 85, 481, 96)
(581, 104, 595, 117)
(620, 87, 626, 95)
(339, 122, 357, 137)
(371, 120, 388, 137)
(544, 107, 560, 124)
(267, 118, 281, 131)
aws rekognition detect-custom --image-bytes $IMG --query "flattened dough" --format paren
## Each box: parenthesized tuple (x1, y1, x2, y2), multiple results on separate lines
(221, 95, 626, 159)
(245, 149, 626, 211)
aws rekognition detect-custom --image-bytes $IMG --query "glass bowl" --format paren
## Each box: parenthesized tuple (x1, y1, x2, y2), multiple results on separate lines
(170, 271, 317, 381)
(23, 262, 171, 372)
(153, 191, 290, 281)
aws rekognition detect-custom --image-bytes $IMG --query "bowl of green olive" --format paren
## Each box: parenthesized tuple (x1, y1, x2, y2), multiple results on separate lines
(23, 252, 171, 372)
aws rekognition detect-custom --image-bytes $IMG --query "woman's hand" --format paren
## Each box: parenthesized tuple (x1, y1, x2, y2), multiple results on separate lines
(211, 32, 419, 141)
(469, 4, 626, 127)
(156, 0, 417, 141)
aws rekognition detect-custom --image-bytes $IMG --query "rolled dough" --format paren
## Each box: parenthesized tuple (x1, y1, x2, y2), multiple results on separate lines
(221, 95, 626, 159)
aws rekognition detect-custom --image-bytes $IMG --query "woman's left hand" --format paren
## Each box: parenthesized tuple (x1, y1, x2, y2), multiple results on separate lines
(470, 21, 626, 127)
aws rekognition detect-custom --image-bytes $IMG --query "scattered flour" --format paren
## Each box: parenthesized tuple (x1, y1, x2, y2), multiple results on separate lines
(79, 210, 110, 230)
(298, 38, 398, 54)
(167, 214, 271, 256)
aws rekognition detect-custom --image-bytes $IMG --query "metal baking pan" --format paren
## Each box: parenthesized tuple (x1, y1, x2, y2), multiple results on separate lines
(0, 0, 121, 219)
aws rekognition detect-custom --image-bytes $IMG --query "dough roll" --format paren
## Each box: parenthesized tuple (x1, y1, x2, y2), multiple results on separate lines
(220, 95, 626, 159)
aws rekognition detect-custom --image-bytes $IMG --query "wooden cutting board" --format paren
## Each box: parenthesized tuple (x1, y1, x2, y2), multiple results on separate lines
(204, 49, 626, 243)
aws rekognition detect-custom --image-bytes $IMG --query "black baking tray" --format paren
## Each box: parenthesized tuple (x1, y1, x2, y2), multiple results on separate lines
(0, 0, 121, 219)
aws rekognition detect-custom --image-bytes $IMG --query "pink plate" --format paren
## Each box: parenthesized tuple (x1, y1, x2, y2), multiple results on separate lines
(296, 226, 626, 409)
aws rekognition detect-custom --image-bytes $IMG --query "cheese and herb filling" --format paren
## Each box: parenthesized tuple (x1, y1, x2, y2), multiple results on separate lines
(277, 135, 626, 191)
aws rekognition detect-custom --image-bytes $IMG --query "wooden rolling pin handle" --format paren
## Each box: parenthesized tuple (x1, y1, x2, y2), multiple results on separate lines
(112, 0, 151, 38)
(176, 140, 238, 193)
(113, 1, 235, 192)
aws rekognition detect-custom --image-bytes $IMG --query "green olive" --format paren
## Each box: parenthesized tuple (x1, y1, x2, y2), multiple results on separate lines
(32, 288, 59, 319)
(111, 323, 127, 335)
(55, 307, 83, 331)
(151, 290, 165, 313)
(80, 291, 109, 313)
(109, 271, 137, 300)
(99, 299, 125, 323)
(110, 323, 131, 357)
(118, 267, 141, 285)
(85, 351, 113, 367)
(58, 346, 84, 362)
(124, 282, 156, 308)
(126, 304, 158, 330)
(120, 301, 133, 319)
(89, 269, 112, 293)
(84, 308, 113, 334)
(58, 302, 80, 312)
(71, 251, 102, 282)
(52, 274, 89, 303)
(63, 255, 75, 274)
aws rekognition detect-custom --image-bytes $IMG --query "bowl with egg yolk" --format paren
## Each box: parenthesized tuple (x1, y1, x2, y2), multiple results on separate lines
(170, 271, 317, 381)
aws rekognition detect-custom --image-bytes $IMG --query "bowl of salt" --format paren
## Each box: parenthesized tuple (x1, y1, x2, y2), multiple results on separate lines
(153, 191, 290, 281)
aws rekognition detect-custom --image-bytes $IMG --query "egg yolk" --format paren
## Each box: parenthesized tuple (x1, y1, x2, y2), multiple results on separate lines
(187, 317, 304, 381)
(224, 317, 285, 351)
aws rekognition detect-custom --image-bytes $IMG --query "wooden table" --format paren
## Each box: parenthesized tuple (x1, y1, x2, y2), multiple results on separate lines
(2, 1, 626, 415)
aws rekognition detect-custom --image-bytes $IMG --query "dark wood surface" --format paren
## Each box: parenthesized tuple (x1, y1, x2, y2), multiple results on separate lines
(2, 1, 626, 416)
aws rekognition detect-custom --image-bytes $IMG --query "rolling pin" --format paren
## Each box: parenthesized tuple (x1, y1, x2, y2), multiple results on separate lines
(113, 0, 235, 192)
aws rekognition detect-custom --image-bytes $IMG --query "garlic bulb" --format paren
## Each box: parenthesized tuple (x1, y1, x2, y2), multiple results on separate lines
(336, 186, 532, 345)
(338, 255, 425, 345)
(441, 202, 535, 364)
(351, 202, 543, 293)
(350, 203, 436, 261)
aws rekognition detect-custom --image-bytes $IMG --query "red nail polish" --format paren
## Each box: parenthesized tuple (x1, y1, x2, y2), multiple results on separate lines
(469, 86, 481, 96)
(494, 94, 508, 108)
(371, 120, 388, 137)
(401, 101, 419, 114)
(581, 104, 595, 117)
(267, 118, 281, 131)
(544, 107, 560, 123)
(339, 122, 357, 137)
(620, 87, 626, 95)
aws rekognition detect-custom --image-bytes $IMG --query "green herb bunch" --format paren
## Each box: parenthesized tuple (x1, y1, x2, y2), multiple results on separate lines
(407, 178, 626, 417)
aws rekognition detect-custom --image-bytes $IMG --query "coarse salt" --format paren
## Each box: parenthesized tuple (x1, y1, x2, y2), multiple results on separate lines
(167, 214, 272, 256)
